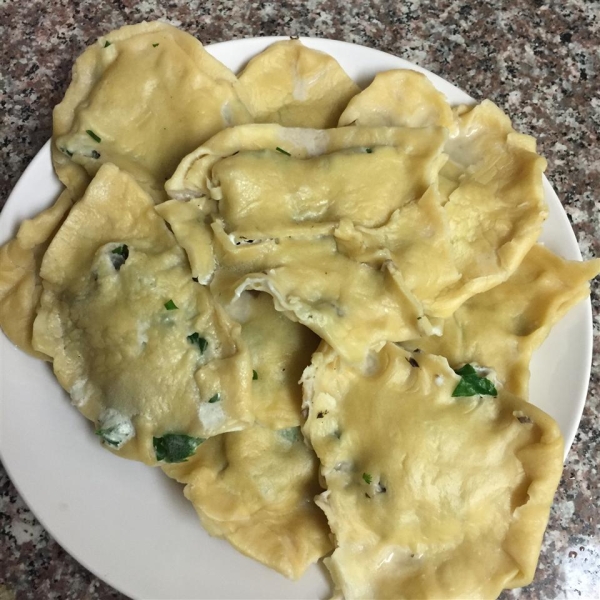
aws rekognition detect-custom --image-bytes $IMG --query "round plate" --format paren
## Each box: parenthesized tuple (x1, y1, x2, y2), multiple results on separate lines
(0, 37, 593, 600)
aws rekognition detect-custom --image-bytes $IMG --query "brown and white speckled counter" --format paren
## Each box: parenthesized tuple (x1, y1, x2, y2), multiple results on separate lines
(1, 1, 599, 599)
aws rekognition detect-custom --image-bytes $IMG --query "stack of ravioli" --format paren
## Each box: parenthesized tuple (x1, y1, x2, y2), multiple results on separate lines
(1, 21, 599, 599)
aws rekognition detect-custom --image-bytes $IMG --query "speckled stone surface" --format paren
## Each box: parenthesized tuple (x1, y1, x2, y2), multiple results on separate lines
(0, 0, 599, 598)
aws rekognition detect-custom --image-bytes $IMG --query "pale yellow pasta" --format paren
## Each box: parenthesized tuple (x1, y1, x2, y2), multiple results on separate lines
(53, 21, 251, 201)
(238, 39, 359, 128)
(33, 164, 253, 464)
(302, 342, 564, 599)
(404, 244, 600, 398)
(0, 189, 74, 358)
(163, 425, 332, 580)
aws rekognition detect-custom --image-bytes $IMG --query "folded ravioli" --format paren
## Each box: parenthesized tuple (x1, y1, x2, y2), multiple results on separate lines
(227, 291, 320, 428)
(162, 425, 333, 580)
(157, 199, 320, 428)
(333, 185, 460, 315)
(211, 228, 434, 366)
(302, 343, 564, 599)
(166, 123, 447, 200)
(237, 39, 359, 128)
(0, 189, 74, 358)
(155, 198, 216, 284)
(337, 79, 548, 315)
(404, 244, 600, 398)
(435, 101, 548, 313)
(33, 164, 253, 464)
(210, 141, 446, 240)
(338, 69, 456, 134)
(53, 21, 251, 200)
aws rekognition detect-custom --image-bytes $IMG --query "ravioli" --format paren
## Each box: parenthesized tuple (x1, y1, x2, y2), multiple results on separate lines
(333, 185, 460, 315)
(162, 425, 333, 580)
(338, 69, 456, 134)
(166, 123, 447, 200)
(302, 343, 564, 599)
(33, 164, 253, 464)
(53, 21, 251, 201)
(337, 73, 548, 315)
(435, 101, 548, 313)
(0, 189, 74, 358)
(404, 244, 600, 398)
(210, 141, 446, 240)
(237, 39, 359, 128)
(155, 198, 215, 284)
(227, 291, 320, 428)
(211, 228, 434, 366)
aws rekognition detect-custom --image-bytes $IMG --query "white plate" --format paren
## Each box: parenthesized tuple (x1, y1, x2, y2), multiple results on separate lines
(0, 37, 593, 600)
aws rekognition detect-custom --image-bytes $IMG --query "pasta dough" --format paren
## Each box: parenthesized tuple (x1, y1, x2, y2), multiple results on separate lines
(162, 425, 333, 580)
(404, 244, 600, 398)
(211, 227, 434, 366)
(33, 164, 253, 464)
(210, 142, 446, 240)
(336, 72, 548, 315)
(302, 342, 564, 599)
(437, 101, 548, 313)
(338, 69, 456, 134)
(227, 291, 320, 429)
(0, 189, 74, 358)
(166, 123, 447, 200)
(237, 39, 359, 128)
(53, 21, 251, 201)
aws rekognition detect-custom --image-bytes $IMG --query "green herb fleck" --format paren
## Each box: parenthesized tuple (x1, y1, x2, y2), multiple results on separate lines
(95, 427, 120, 447)
(95, 410, 134, 449)
(164, 299, 178, 311)
(153, 43, 160, 47)
(362, 472, 373, 485)
(90, 150, 101, 159)
(153, 433, 205, 463)
(452, 364, 498, 397)
(365, 147, 373, 153)
(110, 244, 129, 270)
(252, 370, 258, 380)
(276, 146, 291, 156)
(60, 147, 73, 157)
(279, 426, 301, 443)
(208, 393, 221, 403)
(86, 129, 101, 143)
(187, 332, 208, 353)
(104, 41, 111, 48)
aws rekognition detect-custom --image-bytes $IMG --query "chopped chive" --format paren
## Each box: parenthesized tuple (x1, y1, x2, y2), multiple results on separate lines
(152, 43, 159, 47)
(153, 434, 204, 463)
(110, 244, 129, 270)
(452, 364, 498, 397)
(252, 370, 258, 380)
(275, 146, 291, 156)
(95, 429, 120, 447)
(104, 41, 111, 48)
(90, 150, 101, 159)
(86, 129, 101, 143)
(187, 332, 208, 353)
(60, 147, 73, 157)
(365, 148, 373, 153)
(164, 299, 178, 311)
(208, 393, 220, 403)
(362, 472, 372, 485)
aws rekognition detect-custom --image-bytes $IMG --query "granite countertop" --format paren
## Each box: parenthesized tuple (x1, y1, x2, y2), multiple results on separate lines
(1, 0, 598, 598)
